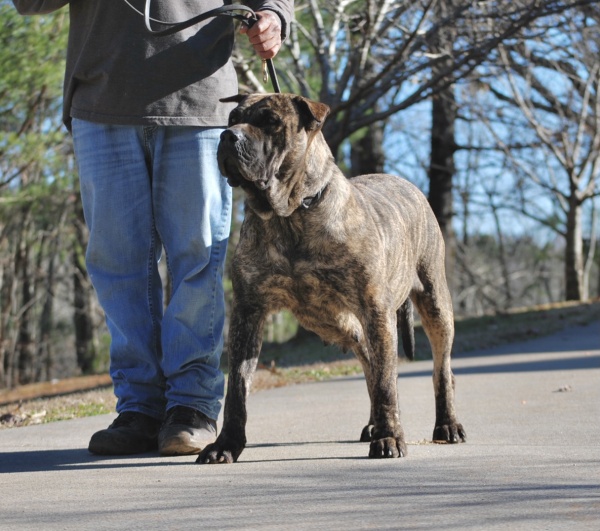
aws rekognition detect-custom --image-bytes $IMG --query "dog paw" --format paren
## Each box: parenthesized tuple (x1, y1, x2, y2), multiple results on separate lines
(369, 437, 407, 458)
(196, 436, 244, 464)
(433, 422, 467, 444)
(359, 424, 373, 442)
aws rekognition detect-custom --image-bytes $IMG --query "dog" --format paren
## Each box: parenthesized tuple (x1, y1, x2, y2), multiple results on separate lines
(197, 93, 466, 464)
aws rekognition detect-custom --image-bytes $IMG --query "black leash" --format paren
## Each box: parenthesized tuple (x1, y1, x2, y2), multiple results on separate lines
(123, 1, 280, 93)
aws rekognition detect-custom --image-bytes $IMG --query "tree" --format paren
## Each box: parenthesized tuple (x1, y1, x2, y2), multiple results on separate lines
(0, 6, 101, 386)
(469, 8, 600, 300)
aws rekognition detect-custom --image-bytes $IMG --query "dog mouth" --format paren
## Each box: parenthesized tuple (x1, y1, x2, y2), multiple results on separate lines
(218, 129, 270, 191)
(219, 159, 270, 191)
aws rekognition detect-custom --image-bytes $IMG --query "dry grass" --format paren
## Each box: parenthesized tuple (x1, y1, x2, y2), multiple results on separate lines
(1, 299, 598, 429)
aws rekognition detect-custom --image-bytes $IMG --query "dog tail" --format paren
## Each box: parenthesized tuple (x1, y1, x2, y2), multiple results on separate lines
(398, 299, 415, 361)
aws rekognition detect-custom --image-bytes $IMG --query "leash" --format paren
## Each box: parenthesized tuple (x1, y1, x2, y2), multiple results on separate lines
(122, 1, 281, 93)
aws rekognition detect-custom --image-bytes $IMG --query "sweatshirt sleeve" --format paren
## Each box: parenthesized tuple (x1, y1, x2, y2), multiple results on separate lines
(245, 0, 295, 40)
(12, 0, 69, 15)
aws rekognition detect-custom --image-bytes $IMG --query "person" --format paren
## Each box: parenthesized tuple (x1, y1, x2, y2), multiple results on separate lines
(12, 0, 294, 456)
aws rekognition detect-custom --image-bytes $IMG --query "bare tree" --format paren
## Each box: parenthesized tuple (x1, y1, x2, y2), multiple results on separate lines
(273, 1, 597, 150)
(471, 9, 600, 300)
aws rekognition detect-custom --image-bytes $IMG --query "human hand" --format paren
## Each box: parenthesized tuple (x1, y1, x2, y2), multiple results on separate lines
(239, 10, 283, 59)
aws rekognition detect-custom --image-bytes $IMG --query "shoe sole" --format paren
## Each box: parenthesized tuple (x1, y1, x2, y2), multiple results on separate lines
(159, 437, 214, 456)
(88, 434, 158, 456)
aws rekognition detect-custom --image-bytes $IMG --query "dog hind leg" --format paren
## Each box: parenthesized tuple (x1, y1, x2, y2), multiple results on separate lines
(397, 298, 415, 360)
(413, 273, 466, 444)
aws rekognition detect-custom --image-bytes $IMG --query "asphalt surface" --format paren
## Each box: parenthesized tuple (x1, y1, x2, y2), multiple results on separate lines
(1, 321, 598, 530)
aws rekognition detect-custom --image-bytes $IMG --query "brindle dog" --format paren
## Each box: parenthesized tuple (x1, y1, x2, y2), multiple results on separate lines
(198, 93, 466, 464)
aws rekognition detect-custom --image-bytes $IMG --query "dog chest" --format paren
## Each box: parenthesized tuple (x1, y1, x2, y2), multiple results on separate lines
(252, 255, 371, 346)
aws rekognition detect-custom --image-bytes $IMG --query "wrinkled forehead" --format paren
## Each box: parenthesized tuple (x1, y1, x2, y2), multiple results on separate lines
(233, 94, 296, 119)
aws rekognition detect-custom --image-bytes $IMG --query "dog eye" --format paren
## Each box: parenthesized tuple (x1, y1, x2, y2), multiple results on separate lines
(229, 110, 242, 126)
(256, 111, 281, 128)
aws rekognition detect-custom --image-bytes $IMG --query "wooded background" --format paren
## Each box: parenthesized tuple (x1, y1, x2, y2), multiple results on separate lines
(1, 0, 599, 389)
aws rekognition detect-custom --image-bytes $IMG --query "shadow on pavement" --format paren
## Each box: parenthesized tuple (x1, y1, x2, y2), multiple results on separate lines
(0, 441, 368, 473)
(0, 448, 191, 474)
(401, 353, 600, 378)
(319, 351, 599, 382)
(452, 322, 599, 359)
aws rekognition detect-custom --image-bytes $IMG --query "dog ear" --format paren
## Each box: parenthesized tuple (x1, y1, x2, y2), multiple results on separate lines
(220, 95, 248, 103)
(293, 96, 330, 131)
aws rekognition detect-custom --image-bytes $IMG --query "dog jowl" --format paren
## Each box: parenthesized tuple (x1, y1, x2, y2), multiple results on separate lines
(198, 93, 466, 464)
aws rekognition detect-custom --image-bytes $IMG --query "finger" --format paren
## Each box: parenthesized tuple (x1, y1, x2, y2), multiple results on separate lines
(242, 11, 282, 57)
(246, 11, 280, 39)
(252, 40, 281, 59)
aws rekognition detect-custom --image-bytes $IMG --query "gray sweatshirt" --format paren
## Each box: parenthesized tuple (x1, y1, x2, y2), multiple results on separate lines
(13, 0, 294, 129)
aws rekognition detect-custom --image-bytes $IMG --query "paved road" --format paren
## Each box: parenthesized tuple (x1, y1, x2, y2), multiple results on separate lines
(1, 322, 599, 530)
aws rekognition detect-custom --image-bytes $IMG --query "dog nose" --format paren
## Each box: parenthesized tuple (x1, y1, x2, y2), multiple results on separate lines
(220, 128, 243, 145)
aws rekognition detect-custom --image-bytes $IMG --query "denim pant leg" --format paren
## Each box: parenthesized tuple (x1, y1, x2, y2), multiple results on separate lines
(150, 126, 231, 420)
(72, 120, 231, 421)
(72, 119, 166, 419)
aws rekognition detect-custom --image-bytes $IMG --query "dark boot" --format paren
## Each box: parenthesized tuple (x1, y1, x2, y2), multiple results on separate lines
(158, 406, 217, 456)
(88, 411, 162, 455)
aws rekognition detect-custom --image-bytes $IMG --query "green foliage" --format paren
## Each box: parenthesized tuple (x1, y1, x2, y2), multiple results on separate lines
(0, 7, 67, 138)
(0, 6, 67, 99)
(0, 5, 72, 198)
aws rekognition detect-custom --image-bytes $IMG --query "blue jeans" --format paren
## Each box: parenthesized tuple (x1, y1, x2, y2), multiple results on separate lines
(71, 119, 231, 421)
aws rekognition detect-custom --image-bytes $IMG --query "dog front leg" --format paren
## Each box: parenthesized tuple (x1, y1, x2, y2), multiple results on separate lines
(367, 317, 407, 458)
(197, 305, 266, 464)
(353, 345, 375, 442)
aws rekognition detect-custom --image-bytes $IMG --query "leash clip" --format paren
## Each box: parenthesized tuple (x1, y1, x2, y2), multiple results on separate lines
(262, 60, 269, 84)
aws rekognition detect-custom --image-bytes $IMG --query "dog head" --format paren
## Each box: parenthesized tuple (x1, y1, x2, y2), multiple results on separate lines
(218, 93, 330, 219)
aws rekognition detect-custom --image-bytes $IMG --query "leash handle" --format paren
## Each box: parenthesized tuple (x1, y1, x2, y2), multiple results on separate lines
(138, 2, 281, 93)
(143, 3, 255, 35)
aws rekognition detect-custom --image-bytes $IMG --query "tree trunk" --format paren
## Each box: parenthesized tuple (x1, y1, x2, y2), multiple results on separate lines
(72, 203, 97, 374)
(350, 121, 386, 177)
(428, 88, 458, 290)
(564, 196, 584, 300)
(490, 196, 513, 309)
(36, 233, 58, 382)
(0, 244, 15, 388)
(428, 0, 458, 293)
(16, 212, 35, 385)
